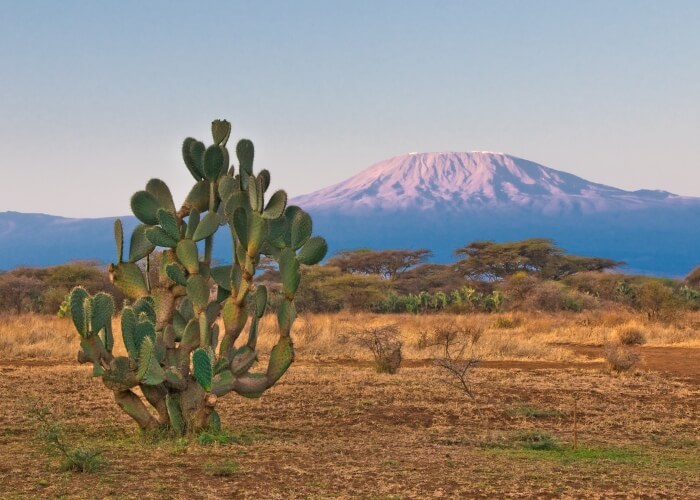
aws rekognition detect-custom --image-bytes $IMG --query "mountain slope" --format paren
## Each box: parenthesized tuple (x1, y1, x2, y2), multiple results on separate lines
(291, 152, 700, 276)
(293, 152, 691, 214)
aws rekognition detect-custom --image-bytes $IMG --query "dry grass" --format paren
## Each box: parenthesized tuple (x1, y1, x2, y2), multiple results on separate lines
(1, 311, 699, 497)
(2, 310, 700, 364)
(1, 359, 698, 497)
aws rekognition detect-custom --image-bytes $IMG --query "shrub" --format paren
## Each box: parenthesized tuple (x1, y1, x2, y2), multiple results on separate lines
(603, 342, 640, 373)
(432, 325, 480, 398)
(351, 324, 403, 374)
(493, 316, 519, 329)
(615, 324, 647, 345)
(28, 404, 105, 473)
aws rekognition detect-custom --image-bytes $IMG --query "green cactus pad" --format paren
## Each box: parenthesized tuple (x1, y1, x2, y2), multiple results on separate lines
(189, 140, 206, 173)
(120, 307, 138, 359)
(277, 299, 296, 335)
(184, 180, 210, 213)
(254, 285, 268, 318)
(134, 319, 156, 353)
(258, 169, 271, 192)
(181, 318, 200, 350)
(156, 208, 180, 240)
(210, 265, 232, 291)
(186, 208, 200, 239)
(130, 190, 160, 225)
(203, 145, 226, 181)
(211, 119, 231, 146)
(230, 346, 257, 376)
(165, 262, 188, 286)
(90, 292, 114, 334)
(192, 211, 219, 242)
(136, 336, 154, 381)
(193, 347, 214, 392)
(247, 213, 267, 254)
(136, 337, 165, 385)
(247, 174, 260, 211)
(236, 139, 254, 175)
(109, 262, 148, 299)
(182, 137, 204, 180)
(176, 239, 200, 274)
(146, 226, 178, 249)
(186, 275, 209, 311)
(262, 190, 287, 220)
(69, 287, 90, 337)
(223, 191, 249, 222)
(114, 219, 124, 263)
(267, 335, 293, 383)
(267, 216, 289, 248)
(133, 296, 156, 323)
(232, 208, 248, 249)
(279, 248, 301, 296)
(128, 224, 155, 263)
(218, 175, 236, 201)
(165, 394, 185, 436)
(287, 206, 313, 250)
(179, 297, 195, 322)
(145, 178, 176, 214)
(297, 236, 328, 265)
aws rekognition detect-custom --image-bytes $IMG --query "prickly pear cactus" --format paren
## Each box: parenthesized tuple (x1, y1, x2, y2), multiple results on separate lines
(69, 120, 327, 434)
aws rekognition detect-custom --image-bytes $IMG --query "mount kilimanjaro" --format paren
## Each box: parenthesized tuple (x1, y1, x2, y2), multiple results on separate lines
(2, 152, 699, 275)
(291, 152, 700, 276)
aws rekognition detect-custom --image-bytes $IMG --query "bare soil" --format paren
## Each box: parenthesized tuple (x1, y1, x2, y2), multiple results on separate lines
(1, 346, 699, 499)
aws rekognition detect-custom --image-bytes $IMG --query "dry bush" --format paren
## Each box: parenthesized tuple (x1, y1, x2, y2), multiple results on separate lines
(492, 315, 520, 329)
(603, 342, 640, 373)
(432, 325, 480, 398)
(616, 323, 647, 345)
(348, 324, 403, 374)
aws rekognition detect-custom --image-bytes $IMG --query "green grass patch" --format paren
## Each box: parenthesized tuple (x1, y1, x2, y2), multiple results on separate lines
(487, 444, 700, 470)
(202, 459, 240, 477)
(482, 430, 562, 451)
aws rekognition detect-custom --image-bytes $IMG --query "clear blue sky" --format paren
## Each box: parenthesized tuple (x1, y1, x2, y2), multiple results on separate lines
(1, 0, 699, 217)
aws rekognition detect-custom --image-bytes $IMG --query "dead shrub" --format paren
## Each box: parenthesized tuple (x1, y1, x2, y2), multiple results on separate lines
(432, 325, 481, 398)
(603, 342, 640, 373)
(616, 324, 647, 345)
(350, 324, 402, 374)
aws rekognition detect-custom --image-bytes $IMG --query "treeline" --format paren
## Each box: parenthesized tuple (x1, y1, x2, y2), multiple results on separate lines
(0, 261, 124, 315)
(2, 238, 699, 319)
(261, 239, 700, 319)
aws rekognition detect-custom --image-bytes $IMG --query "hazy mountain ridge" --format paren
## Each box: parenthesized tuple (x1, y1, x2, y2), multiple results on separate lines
(2, 152, 699, 276)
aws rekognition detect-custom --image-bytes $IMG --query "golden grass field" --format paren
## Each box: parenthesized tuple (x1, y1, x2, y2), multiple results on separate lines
(1, 311, 699, 498)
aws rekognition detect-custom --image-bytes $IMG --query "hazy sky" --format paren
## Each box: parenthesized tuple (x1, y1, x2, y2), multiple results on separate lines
(1, 0, 699, 217)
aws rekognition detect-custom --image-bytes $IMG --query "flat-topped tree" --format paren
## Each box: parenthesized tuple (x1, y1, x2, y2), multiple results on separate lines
(69, 119, 327, 434)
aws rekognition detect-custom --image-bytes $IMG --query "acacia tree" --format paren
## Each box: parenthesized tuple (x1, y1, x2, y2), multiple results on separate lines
(67, 120, 327, 434)
(454, 239, 619, 281)
(327, 248, 431, 279)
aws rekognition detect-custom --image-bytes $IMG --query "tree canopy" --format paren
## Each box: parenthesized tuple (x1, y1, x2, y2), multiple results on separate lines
(454, 238, 620, 281)
(327, 248, 432, 279)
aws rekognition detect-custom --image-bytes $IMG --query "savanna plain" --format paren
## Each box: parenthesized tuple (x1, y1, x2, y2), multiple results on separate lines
(1, 310, 698, 499)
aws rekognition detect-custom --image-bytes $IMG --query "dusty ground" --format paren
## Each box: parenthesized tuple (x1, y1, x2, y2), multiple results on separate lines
(1, 342, 699, 499)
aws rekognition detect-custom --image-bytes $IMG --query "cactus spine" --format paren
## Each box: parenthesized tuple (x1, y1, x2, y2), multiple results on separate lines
(69, 119, 327, 434)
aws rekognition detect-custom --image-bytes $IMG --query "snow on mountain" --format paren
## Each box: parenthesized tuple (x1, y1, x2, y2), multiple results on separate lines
(292, 152, 689, 214)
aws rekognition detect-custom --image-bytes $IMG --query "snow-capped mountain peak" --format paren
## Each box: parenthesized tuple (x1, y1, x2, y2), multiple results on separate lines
(291, 152, 682, 214)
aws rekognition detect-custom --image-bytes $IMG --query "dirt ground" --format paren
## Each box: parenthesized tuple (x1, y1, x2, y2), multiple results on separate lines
(1, 344, 699, 499)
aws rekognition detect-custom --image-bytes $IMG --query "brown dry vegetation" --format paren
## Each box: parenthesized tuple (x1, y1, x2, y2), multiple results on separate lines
(1, 311, 699, 498)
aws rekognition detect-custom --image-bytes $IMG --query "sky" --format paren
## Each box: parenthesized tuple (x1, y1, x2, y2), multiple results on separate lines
(1, 0, 699, 218)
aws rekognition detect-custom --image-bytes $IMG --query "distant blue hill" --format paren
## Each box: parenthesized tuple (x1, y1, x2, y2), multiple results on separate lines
(2, 152, 699, 276)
